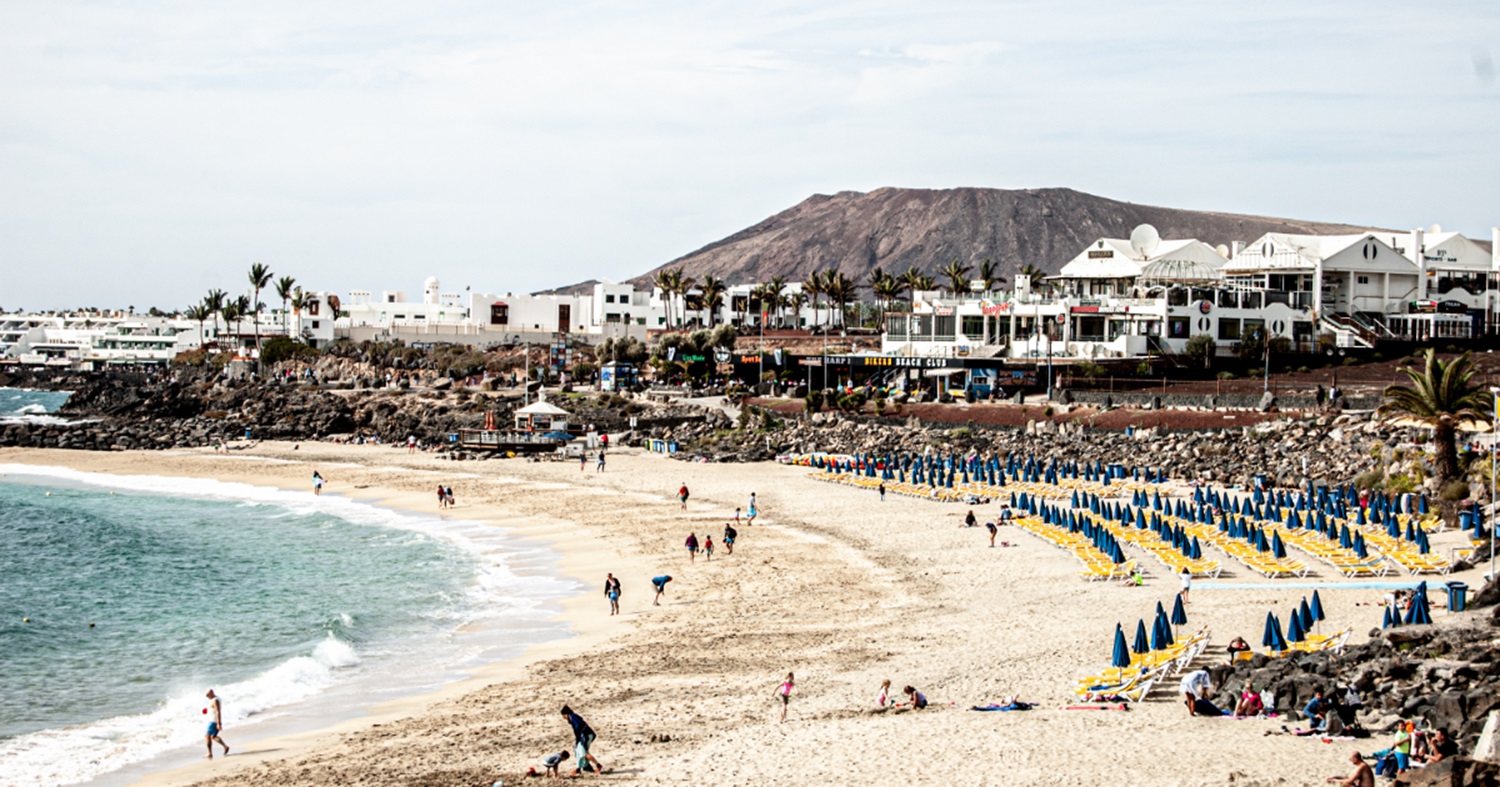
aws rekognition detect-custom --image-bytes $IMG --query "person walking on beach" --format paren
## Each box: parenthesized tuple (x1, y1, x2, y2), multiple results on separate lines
(703, 535, 714, 561)
(651, 575, 672, 605)
(685, 533, 699, 561)
(407, 434, 417, 454)
(775, 673, 797, 722)
(312, 471, 324, 496)
(560, 705, 603, 775)
(596, 450, 606, 473)
(437, 484, 448, 509)
(723, 523, 737, 555)
(604, 573, 621, 615)
(580, 451, 588, 472)
(734, 507, 742, 524)
(878, 481, 886, 501)
(678, 483, 690, 511)
(444, 486, 454, 507)
(746, 493, 758, 524)
(203, 689, 229, 758)
(1179, 567, 1192, 605)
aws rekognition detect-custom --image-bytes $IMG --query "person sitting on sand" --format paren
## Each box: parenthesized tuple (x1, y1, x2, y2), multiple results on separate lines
(963, 509, 977, 528)
(900, 685, 928, 710)
(1325, 750, 1374, 787)
(876, 679, 891, 709)
(651, 575, 672, 605)
(1226, 636, 1251, 662)
(1234, 680, 1264, 717)
(685, 533, 699, 561)
(1303, 688, 1328, 730)
(540, 749, 570, 778)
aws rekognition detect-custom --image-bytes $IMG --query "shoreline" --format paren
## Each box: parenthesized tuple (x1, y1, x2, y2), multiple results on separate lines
(2, 443, 1491, 787)
(0, 443, 658, 787)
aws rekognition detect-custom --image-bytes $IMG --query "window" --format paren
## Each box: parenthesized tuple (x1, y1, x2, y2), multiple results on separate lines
(605, 294, 616, 303)
(1217, 319, 1240, 340)
(1169, 317, 1190, 338)
(933, 316, 956, 341)
(1357, 276, 1369, 285)
(311, 320, 320, 329)
(960, 315, 985, 338)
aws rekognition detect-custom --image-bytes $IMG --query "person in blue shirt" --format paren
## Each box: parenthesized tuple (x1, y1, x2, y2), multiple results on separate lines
(560, 705, 602, 775)
(652, 575, 672, 606)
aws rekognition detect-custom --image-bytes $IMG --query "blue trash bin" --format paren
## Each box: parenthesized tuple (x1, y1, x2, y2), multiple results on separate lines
(1445, 582, 1468, 613)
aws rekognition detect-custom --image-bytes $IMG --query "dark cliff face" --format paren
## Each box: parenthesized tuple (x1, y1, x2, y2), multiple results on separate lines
(633, 186, 1377, 285)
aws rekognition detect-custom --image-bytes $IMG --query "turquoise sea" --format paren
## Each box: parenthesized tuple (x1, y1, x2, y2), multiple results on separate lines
(0, 390, 576, 785)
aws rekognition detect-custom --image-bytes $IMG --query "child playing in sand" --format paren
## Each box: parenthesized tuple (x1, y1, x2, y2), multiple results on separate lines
(901, 685, 928, 709)
(539, 749, 570, 778)
(775, 673, 797, 722)
(876, 679, 891, 709)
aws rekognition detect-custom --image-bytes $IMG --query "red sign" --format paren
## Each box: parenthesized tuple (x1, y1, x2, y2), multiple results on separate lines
(981, 303, 1010, 315)
(1070, 306, 1099, 313)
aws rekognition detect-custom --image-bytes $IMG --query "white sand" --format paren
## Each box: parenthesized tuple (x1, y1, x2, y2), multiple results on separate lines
(1, 442, 1485, 787)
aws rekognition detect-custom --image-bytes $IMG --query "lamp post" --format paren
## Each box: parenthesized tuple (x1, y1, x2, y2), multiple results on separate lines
(1491, 387, 1499, 582)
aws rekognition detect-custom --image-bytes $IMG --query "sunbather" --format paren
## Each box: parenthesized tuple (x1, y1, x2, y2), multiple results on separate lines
(1234, 681, 1264, 717)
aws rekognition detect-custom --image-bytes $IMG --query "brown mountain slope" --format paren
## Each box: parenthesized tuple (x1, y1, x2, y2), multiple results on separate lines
(631, 187, 1380, 287)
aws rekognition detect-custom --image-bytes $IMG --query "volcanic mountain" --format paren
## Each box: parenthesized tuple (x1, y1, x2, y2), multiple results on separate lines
(627, 187, 1377, 287)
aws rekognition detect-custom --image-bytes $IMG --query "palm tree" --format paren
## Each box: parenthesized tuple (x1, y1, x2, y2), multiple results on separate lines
(221, 296, 249, 352)
(247, 263, 273, 354)
(203, 289, 227, 342)
(1377, 349, 1493, 484)
(275, 275, 296, 336)
(870, 268, 902, 328)
(652, 268, 675, 330)
(801, 270, 825, 332)
(825, 272, 856, 330)
(941, 259, 972, 296)
(976, 258, 1004, 293)
(698, 275, 726, 327)
(290, 288, 307, 338)
(672, 269, 696, 328)
(184, 303, 210, 346)
(762, 276, 787, 328)
(786, 291, 809, 330)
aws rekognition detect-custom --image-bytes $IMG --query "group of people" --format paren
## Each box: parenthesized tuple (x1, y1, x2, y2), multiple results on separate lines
(874, 679, 928, 712)
(436, 484, 456, 509)
(1326, 722, 1456, 785)
(535, 706, 604, 778)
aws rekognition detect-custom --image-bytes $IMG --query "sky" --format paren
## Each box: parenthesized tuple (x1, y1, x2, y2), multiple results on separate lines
(2, 1, 1497, 311)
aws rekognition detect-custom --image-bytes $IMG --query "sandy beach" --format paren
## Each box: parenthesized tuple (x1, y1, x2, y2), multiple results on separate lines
(2, 441, 1488, 787)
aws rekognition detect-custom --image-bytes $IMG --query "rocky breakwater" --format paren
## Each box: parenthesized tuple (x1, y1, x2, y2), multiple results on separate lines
(670, 406, 1388, 487)
(1202, 580, 1500, 784)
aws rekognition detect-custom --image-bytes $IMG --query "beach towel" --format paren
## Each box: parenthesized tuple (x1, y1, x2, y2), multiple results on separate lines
(971, 701, 1034, 712)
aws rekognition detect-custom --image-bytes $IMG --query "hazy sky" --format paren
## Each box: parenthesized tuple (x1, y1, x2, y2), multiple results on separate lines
(2, 1, 1497, 310)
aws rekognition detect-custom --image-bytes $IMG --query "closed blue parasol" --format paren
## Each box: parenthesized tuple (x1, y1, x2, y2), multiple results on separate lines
(1339, 524, 1353, 550)
(1272, 531, 1287, 559)
(1382, 606, 1396, 628)
(1405, 591, 1433, 626)
(1268, 615, 1289, 652)
(1112, 624, 1131, 668)
(1152, 613, 1173, 650)
(1298, 598, 1314, 631)
(1310, 590, 1326, 624)
(1261, 611, 1278, 647)
(1190, 536, 1203, 561)
(1286, 610, 1306, 642)
(1416, 527, 1431, 554)
(1354, 532, 1368, 559)
(1133, 619, 1150, 654)
(1171, 593, 1188, 628)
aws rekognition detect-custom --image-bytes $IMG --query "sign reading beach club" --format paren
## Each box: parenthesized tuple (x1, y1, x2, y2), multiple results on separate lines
(824, 355, 961, 369)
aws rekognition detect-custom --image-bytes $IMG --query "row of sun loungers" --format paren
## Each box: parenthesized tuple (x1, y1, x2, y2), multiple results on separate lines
(1010, 516, 1137, 582)
(1074, 628, 1210, 703)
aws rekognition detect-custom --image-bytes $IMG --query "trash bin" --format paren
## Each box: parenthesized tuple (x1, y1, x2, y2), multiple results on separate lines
(1459, 512, 1474, 531)
(1445, 581, 1469, 613)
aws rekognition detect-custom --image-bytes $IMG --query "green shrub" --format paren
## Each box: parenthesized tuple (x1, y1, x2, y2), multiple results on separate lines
(1353, 469, 1383, 490)
(261, 336, 319, 367)
(805, 390, 824, 414)
(1440, 480, 1469, 502)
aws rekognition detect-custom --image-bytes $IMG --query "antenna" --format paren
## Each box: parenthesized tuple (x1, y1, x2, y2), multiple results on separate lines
(1129, 224, 1161, 259)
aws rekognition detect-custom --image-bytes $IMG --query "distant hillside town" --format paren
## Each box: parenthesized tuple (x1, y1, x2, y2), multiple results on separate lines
(2, 223, 1496, 377)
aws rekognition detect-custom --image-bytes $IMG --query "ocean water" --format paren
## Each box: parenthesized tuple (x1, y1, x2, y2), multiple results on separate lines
(0, 465, 577, 786)
(0, 387, 73, 424)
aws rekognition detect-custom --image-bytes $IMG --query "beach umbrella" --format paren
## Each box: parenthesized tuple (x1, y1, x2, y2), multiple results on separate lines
(1287, 611, 1306, 643)
(1354, 532, 1368, 559)
(1261, 611, 1280, 648)
(1382, 606, 1397, 628)
(1111, 624, 1131, 668)
(1406, 520, 1417, 542)
(1339, 524, 1353, 550)
(1298, 598, 1314, 632)
(1256, 530, 1271, 553)
(1310, 590, 1326, 625)
(1152, 613, 1173, 651)
(1271, 531, 1287, 559)
(1133, 619, 1150, 654)
(1405, 592, 1433, 626)
(1111, 541, 1127, 565)
(1416, 527, 1431, 554)
(1269, 615, 1289, 652)
(1418, 495, 1428, 514)
(1171, 593, 1188, 629)
(1190, 536, 1203, 560)
(1387, 519, 1401, 539)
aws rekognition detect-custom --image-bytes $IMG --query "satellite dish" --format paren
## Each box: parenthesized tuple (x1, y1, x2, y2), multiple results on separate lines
(1129, 224, 1161, 259)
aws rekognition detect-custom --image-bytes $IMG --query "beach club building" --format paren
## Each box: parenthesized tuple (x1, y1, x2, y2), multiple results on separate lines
(882, 224, 1500, 363)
